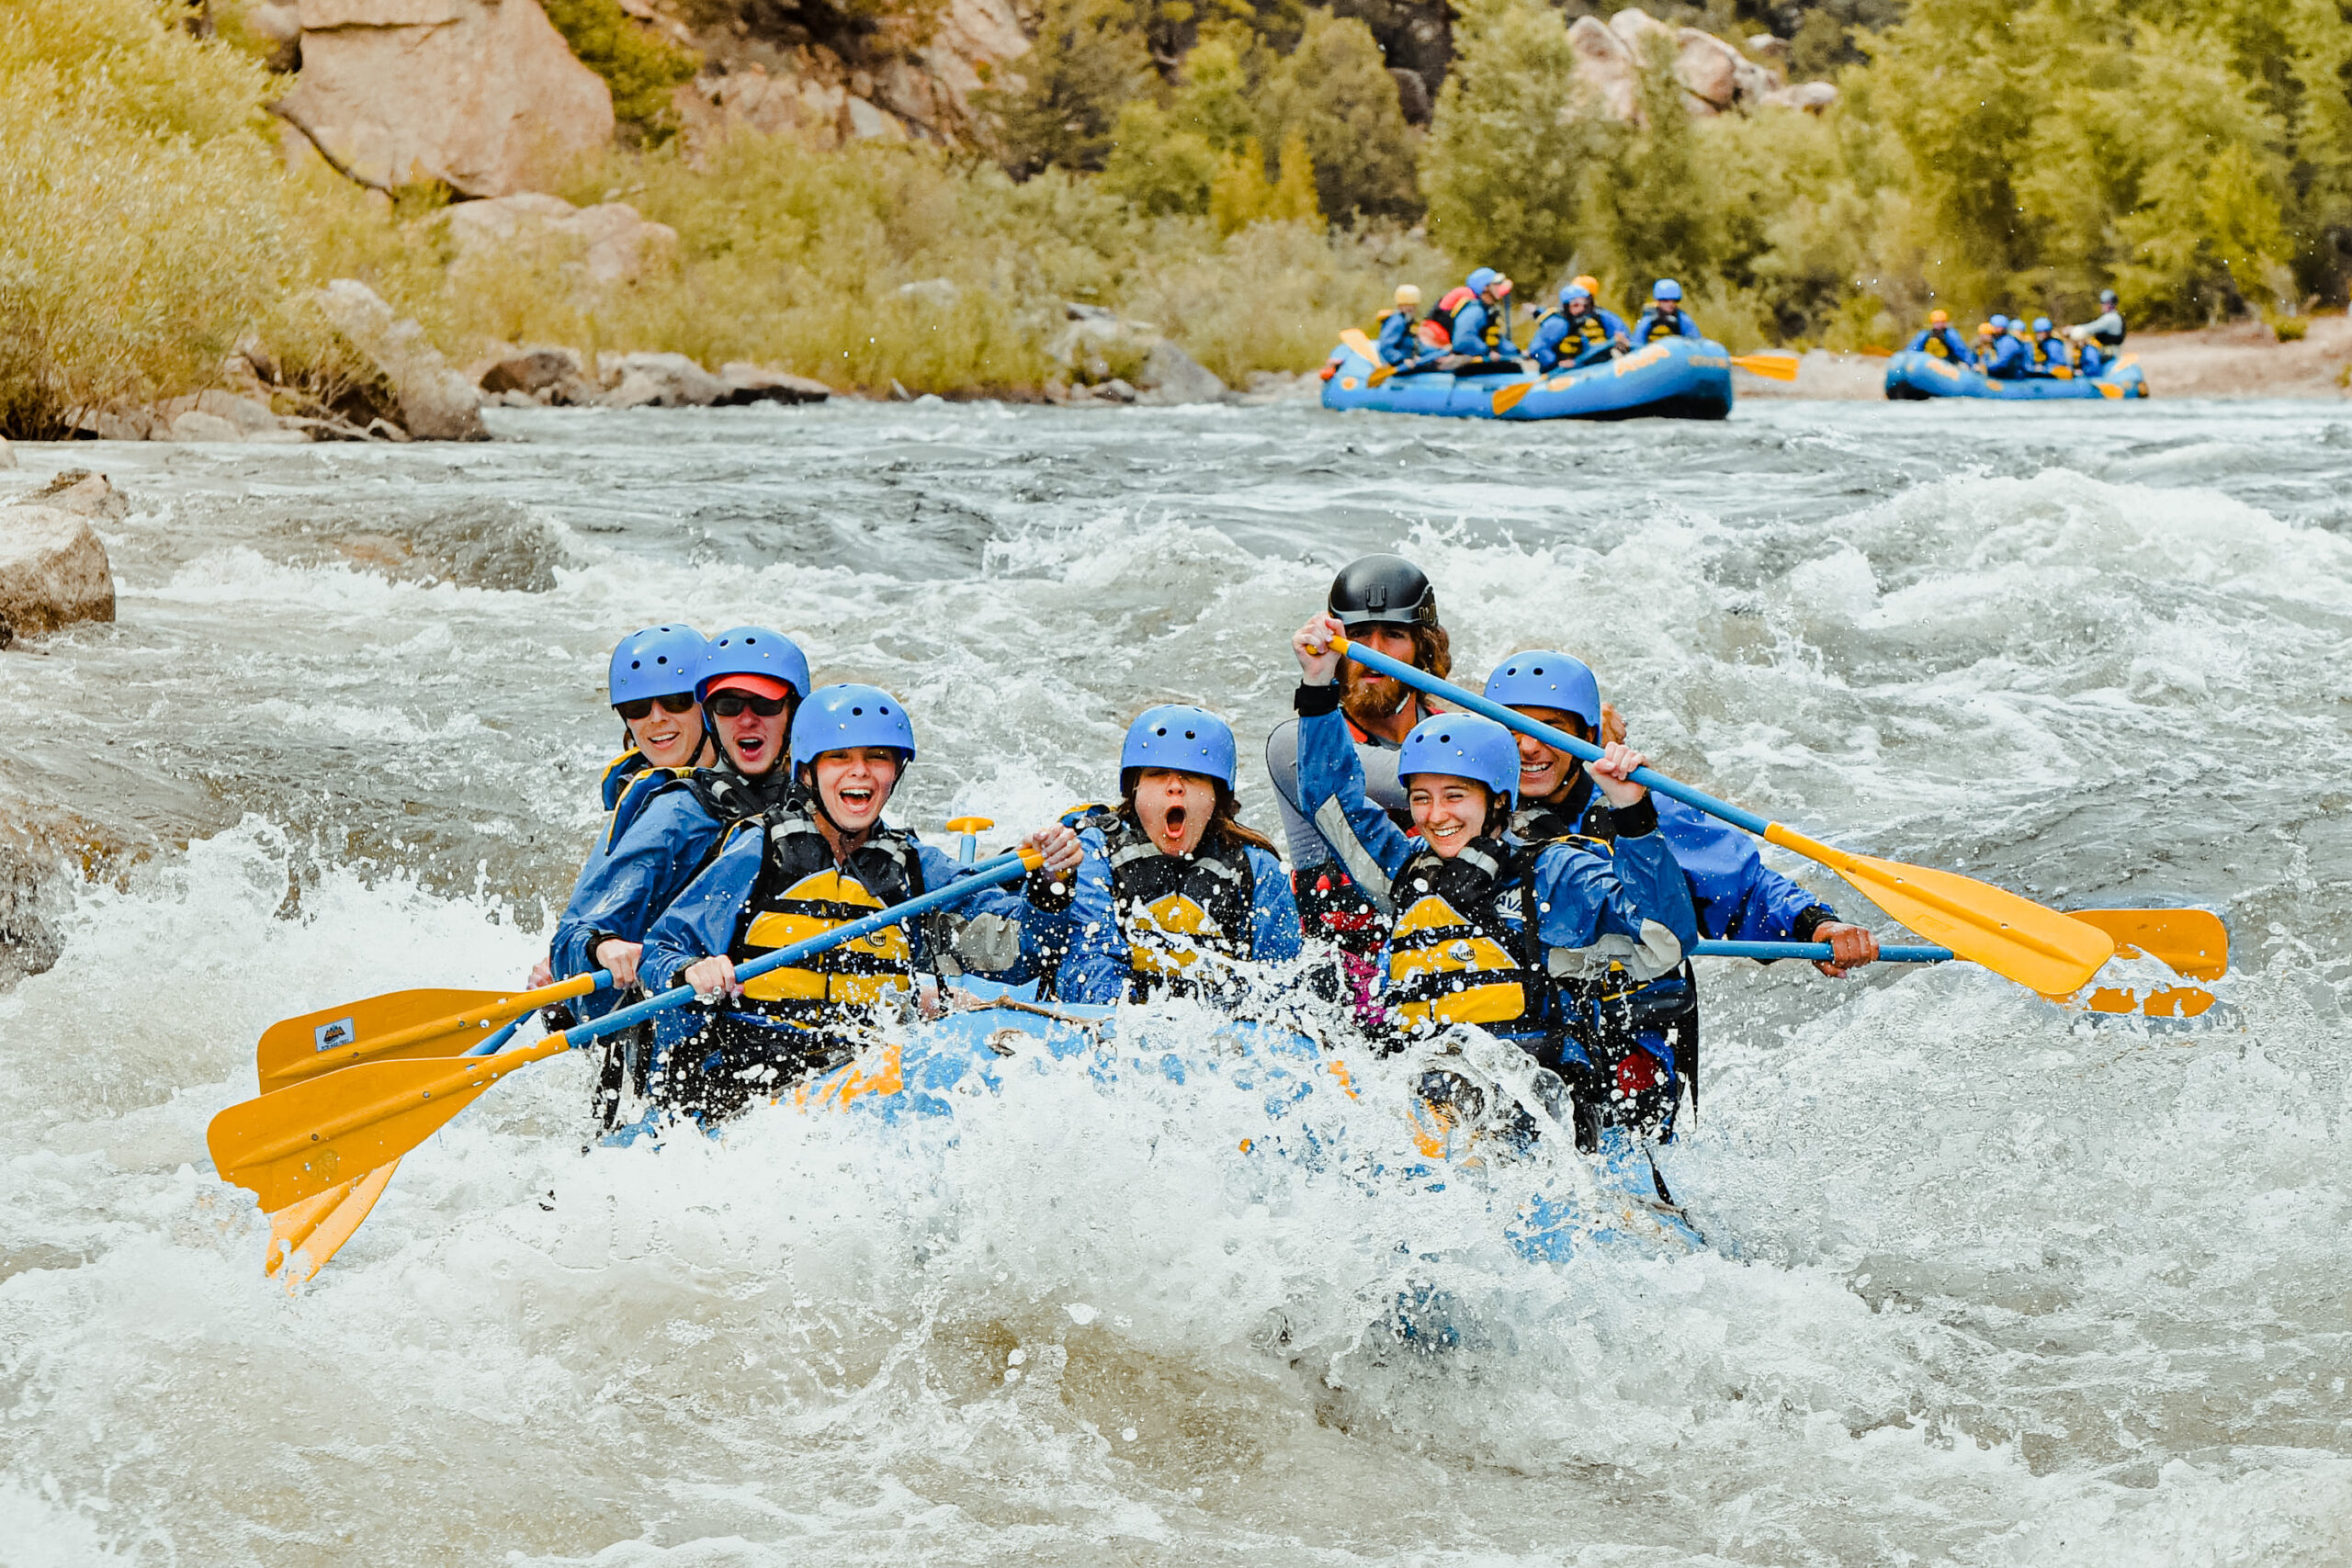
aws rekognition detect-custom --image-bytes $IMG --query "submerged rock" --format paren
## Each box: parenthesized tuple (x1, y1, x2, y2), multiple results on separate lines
(310, 279, 489, 441)
(0, 505, 115, 645)
(23, 472, 130, 522)
(718, 364, 831, 405)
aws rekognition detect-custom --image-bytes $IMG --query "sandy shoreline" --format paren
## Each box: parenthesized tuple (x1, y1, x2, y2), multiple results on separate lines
(1740, 316, 2352, 400)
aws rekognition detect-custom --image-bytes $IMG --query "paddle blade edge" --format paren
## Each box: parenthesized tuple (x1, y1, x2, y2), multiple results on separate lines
(1803, 845, 2117, 995)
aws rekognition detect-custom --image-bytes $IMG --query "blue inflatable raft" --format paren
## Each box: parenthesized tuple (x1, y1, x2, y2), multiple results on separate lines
(1322, 330, 1735, 422)
(1884, 349, 2149, 401)
(784, 991, 1702, 1269)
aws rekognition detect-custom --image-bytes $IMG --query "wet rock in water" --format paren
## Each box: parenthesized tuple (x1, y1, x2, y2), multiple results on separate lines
(0, 435, 12, 469)
(1136, 341, 1228, 406)
(22, 471, 130, 522)
(311, 279, 488, 441)
(479, 346, 584, 398)
(274, 0, 614, 198)
(597, 352, 727, 409)
(0, 505, 116, 643)
(718, 364, 831, 405)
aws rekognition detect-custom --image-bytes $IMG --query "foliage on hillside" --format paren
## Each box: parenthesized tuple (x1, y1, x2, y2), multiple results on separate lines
(539, 0, 700, 144)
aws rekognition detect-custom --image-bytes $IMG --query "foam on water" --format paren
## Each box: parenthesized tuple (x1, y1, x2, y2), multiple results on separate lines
(3, 403, 2348, 1563)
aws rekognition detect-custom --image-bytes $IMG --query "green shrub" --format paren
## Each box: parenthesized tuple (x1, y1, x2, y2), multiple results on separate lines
(538, 0, 700, 145)
(1254, 12, 1419, 222)
(979, 0, 1154, 176)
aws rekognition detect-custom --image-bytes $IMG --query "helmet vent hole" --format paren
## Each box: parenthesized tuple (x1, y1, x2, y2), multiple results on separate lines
(852, 706, 865, 716)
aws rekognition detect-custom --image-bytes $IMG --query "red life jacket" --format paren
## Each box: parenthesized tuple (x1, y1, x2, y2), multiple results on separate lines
(1422, 286, 1477, 349)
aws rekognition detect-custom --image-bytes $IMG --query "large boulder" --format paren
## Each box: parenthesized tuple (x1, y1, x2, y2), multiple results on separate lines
(1566, 17, 1642, 123)
(310, 279, 489, 440)
(23, 472, 130, 522)
(1761, 81, 1841, 114)
(0, 507, 115, 646)
(438, 193, 678, 288)
(277, 0, 615, 197)
(595, 352, 727, 408)
(1135, 342, 1228, 406)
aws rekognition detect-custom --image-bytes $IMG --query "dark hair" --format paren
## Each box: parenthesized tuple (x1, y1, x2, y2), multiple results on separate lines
(1120, 777, 1280, 858)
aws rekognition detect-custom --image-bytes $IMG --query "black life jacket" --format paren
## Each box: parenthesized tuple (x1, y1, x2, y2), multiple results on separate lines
(604, 763, 788, 859)
(727, 809, 928, 1031)
(1385, 835, 1549, 1039)
(1426, 286, 1503, 353)
(1075, 806, 1258, 998)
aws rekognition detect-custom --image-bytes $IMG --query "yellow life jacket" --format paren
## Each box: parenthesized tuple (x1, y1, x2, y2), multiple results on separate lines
(1095, 810, 1256, 995)
(1386, 839, 1544, 1033)
(1923, 332, 1953, 359)
(729, 812, 926, 1025)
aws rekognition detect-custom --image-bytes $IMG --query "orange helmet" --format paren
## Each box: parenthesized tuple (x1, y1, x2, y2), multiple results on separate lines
(1573, 275, 1601, 296)
(1976, 321, 1995, 337)
(1928, 309, 1949, 325)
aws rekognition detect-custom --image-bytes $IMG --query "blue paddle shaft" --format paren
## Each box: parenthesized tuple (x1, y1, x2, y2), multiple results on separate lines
(554, 850, 1035, 1052)
(1336, 639, 1773, 836)
(1692, 940, 1952, 964)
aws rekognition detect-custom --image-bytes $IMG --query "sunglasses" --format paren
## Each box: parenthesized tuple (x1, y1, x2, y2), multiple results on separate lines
(707, 692, 788, 719)
(615, 693, 695, 721)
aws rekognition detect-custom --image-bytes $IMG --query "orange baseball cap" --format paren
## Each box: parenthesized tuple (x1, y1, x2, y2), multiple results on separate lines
(706, 672, 791, 702)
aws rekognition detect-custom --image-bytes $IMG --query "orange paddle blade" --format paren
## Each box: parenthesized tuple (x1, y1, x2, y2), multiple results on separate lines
(212, 1036, 567, 1213)
(2068, 907, 2227, 980)
(1340, 328, 1378, 360)
(266, 1160, 398, 1285)
(1491, 381, 1536, 414)
(1730, 352, 1800, 382)
(257, 976, 593, 1089)
(1765, 825, 2115, 996)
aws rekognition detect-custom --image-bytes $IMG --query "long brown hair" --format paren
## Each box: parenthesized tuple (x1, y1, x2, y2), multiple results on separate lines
(1119, 778, 1281, 858)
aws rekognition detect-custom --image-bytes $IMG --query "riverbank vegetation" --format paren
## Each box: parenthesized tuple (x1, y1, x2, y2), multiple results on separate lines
(5, 0, 2351, 434)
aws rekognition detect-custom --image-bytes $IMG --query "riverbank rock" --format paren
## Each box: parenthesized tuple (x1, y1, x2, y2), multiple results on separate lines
(23, 472, 130, 522)
(311, 279, 489, 441)
(1760, 81, 1840, 113)
(478, 346, 584, 399)
(438, 193, 678, 288)
(596, 352, 728, 409)
(1564, 8, 1820, 123)
(718, 365, 831, 405)
(0, 506, 115, 646)
(0, 437, 12, 470)
(1136, 342, 1228, 406)
(1567, 18, 1642, 122)
(276, 0, 615, 197)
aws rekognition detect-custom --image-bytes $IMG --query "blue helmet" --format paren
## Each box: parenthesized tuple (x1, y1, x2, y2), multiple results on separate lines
(1561, 283, 1592, 305)
(1652, 278, 1683, 302)
(608, 625, 706, 705)
(1120, 705, 1237, 792)
(1989, 313, 2009, 331)
(791, 682, 915, 773)
(696, 626, 811, 703)
(1483, 651, 1600, 732)
(1398, 713, 1520, 807)
(1465, 266, 1499, 294)
(2099, 288, 2119, 306)
(2032, 316, 2053, 333)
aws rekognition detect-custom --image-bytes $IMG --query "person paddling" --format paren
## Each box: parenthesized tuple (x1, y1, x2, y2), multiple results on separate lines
(1017, 706, 1301, 1005)
(1264, 555, 1450, 992)
(1430, 268, 1517, 363)
(1530, 284, 1631, 372)
(1905, 310, 1974, 366)
(1287, 615, 1698, 1141)
(2028, 316, 2072, 377)
(1374, 285, 1428, 369)
(1983, 316, 2030, 379)
(548, 626, 812, 1123)
(1633, 279, 1702, 344)
(1484, 650, 1877, 1134)
(640, 684, 1080, 1121)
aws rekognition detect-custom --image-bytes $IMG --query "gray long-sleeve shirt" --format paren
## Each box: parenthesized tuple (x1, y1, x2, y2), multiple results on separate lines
(1263, 702, 1431, 883)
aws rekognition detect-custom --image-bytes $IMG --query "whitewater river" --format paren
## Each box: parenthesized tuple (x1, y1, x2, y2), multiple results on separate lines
(4, 396, 2349, 1565)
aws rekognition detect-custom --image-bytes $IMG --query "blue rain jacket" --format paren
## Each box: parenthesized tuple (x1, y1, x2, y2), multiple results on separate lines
(1632, 306, 1702, 343)
(1292, 706, 1697, 1066)
(1905, 325, 1976, 365)
(2075, 340, 2108, 378)
(2030, 334, 2073, 376)
(1529, 308, 1630, 371)
(1018, 815, 1304, 1004)
(551, 765, 732, 1021)
(639, 820, 1023, 1043)
(1984, 333, 2031, 379)
(1450, 297, 1509, 356)
(1374, 309, 1423, 367)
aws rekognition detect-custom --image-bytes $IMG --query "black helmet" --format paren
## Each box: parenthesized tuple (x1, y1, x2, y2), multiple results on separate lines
(1329, 553, 1439, 631)
(2099, 288, 2118, 306)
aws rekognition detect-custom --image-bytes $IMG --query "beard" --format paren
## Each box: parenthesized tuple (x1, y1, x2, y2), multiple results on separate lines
(1339, 660, 1412, 730)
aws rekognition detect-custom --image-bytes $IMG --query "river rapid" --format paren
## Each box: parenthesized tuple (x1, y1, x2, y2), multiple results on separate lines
(3, 396, 2349, 1566)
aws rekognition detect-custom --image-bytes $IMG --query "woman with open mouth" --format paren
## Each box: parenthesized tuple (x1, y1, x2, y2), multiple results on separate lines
(1287, 612, 1699, 1141)
(1009, 705, 1303, 1006)
(640, 683, 1083, 1122)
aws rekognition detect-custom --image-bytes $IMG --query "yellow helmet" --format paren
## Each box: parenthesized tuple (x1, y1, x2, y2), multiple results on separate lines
(1395, 284, 1421, 309)
(1976, 321, 1995, 337)
(1928, 309, 1949, 325)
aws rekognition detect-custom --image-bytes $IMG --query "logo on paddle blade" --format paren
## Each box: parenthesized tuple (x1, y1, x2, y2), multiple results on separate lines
(314, 1017, 356, 1052)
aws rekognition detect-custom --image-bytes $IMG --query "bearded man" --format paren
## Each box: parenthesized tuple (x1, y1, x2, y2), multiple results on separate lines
(1262, 555, 1452, 976)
